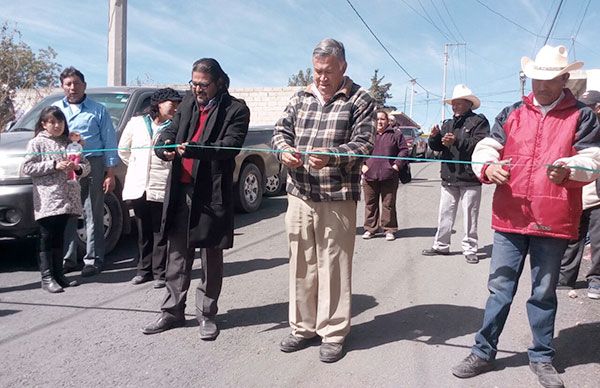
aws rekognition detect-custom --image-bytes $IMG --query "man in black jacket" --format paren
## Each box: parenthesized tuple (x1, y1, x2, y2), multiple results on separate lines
(422, 84, 489, 263)
(141, 58, 250, 340)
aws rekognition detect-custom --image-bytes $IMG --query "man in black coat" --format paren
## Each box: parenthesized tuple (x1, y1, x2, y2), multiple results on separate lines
(142, 58, 250, 339)
(422, 84, 489, 264)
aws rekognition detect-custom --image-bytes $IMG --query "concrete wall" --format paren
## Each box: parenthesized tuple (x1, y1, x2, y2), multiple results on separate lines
(230, 86, 301, 127)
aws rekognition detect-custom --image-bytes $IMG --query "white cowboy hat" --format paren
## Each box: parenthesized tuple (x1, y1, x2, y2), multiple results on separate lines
(444, 84, 480, 110)
(521, 45, 583, 81)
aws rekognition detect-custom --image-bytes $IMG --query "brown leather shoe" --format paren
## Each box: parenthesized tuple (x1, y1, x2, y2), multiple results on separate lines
(280, 334, 313, 353)
(319, 342, 344, 363)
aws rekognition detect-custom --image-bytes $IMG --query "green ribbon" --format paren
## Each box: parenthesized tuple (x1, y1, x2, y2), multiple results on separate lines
(15, 143, 600, 173)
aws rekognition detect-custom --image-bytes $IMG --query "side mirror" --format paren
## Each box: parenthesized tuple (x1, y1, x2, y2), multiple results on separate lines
(3, 121, 14, 132)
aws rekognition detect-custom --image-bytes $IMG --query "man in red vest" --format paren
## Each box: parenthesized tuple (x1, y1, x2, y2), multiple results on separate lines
(452, 45, 600, 388)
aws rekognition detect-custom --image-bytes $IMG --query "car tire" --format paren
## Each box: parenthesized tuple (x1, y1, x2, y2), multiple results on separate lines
(235, 162, 263, 213)
(76, 191, 123, 256)
(264, 167, 286, 197)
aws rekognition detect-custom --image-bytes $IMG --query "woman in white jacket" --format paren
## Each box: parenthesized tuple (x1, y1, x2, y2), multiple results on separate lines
(118, 88, 182, 288)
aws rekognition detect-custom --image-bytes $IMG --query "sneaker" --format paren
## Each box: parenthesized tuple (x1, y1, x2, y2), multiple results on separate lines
(385, 232, 396, 241)
(587, 284, 600, 299)
(279, 334, 313, 353)
(529, 362, 564, 388)
(362, 231, 374, 239)
(451, 353, 494, 378)
(319, 342, 344, 363)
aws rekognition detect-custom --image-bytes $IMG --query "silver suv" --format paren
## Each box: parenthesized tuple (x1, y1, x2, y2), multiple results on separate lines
(0, 87, 279, 255)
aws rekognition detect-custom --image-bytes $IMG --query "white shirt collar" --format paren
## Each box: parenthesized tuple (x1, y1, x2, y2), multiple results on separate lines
(533, 91, 565, 117)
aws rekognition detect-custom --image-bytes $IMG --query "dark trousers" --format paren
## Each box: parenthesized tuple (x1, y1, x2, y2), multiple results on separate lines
(130, 195, 167, 281)
(560, 205, 600, 287)
(161, 186, 224, 321)
(363, 178, 399, 233)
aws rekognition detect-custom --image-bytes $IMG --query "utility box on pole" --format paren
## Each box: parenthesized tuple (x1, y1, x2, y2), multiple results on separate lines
(108, 0, 127, 86)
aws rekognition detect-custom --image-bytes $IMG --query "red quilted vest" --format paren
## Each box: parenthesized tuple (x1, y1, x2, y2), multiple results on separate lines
(492, 91, 582, 240)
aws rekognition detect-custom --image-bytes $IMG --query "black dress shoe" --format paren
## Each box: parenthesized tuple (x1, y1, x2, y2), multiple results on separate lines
(141, 315, 185, 335)
(131, 275, 152, 285)
(63, 261, 79, 274)
(199, 317, 219, 340)
(422, 248, 451, 256)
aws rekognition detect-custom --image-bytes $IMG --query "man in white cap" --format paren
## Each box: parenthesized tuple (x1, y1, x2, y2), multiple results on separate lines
(422, 84, 490, 263)
(452, 45, 600, 388)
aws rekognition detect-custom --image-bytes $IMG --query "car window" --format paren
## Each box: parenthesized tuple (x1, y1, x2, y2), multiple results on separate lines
(10, 93, 130, 132)
(400, 128, 414, 137)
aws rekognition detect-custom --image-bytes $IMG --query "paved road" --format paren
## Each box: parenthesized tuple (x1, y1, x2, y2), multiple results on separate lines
(1, 162, 599, 387)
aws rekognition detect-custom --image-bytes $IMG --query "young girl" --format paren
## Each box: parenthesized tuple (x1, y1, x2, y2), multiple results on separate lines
(22, 106, 90, 293)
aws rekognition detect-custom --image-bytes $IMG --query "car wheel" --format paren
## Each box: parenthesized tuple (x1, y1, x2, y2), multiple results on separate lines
(76, 191, 123, 256)
(264, 167, 286, 197)
(235, 162, 263, 213)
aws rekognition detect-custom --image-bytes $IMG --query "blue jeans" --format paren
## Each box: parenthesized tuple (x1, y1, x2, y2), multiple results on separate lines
(472, 232, 568, 363)
(63, 157, 106, 267)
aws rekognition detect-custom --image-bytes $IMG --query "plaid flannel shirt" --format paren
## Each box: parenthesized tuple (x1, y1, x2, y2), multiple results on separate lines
(272, 77, 375, 201)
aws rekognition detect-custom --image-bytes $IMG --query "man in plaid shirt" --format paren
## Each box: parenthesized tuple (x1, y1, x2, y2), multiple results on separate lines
(272, 38, 375, 363)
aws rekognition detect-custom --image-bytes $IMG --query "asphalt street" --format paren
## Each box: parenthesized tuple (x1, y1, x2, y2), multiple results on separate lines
(1, 162, 599, 387)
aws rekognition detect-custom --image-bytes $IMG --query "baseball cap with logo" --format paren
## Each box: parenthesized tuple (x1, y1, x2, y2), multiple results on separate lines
(580, 90, 600, 106)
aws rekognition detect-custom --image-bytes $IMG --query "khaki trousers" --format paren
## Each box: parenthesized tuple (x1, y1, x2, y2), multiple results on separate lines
(285, 195, 357, 343)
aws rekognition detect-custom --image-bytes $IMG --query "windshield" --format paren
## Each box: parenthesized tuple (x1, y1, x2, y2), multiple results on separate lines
(9, 93, 130, 132)
(400, 128, 415, 137)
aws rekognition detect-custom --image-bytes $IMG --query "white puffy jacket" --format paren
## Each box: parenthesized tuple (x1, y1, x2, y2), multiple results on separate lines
(118, 115, 171, 202)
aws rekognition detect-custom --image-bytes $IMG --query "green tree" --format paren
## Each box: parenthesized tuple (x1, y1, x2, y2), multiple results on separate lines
(288, 68, 313, 86)
(368, 69, 393, 109)
(0, 22, 61, 130)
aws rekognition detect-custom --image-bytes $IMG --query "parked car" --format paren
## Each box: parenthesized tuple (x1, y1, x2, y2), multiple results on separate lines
(397, 126, 428, 158)
(0, 87, 279, 255)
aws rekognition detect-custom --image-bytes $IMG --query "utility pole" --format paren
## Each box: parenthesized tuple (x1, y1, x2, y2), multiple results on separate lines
(441, 42, 466, 121)
(519, 71, 526, 97)
(409, 79, 416, 118)
(108, 0, 127, 86)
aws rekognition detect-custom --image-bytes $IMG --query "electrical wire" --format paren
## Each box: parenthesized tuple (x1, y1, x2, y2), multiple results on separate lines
(345, 0, 440, 97)
(429, 0, 460, 43)
(543, 0, 564, 45)
(441, 0, 466, 42)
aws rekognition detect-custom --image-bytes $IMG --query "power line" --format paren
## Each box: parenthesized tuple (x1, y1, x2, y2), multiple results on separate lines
(428, 0, 460, 43)
(544, 0, 564, 45)
(399, 0, 454, 42)
(475, 0, 544, 38)
(345, 0, 440, 97)
(441, 0, 466, 42)
(570, 0, 591, 59)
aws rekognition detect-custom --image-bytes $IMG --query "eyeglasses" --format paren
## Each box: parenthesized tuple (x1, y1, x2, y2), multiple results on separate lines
(188, 80, 213, 89)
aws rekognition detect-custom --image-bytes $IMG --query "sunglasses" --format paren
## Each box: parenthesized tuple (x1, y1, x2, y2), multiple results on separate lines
(188, 80, 213, 89)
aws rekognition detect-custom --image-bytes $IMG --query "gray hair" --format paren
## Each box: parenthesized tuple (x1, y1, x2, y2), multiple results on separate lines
(312, 38, 346, 63)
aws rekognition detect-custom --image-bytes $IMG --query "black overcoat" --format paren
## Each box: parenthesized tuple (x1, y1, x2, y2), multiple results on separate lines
(155, 91, 250, 249)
